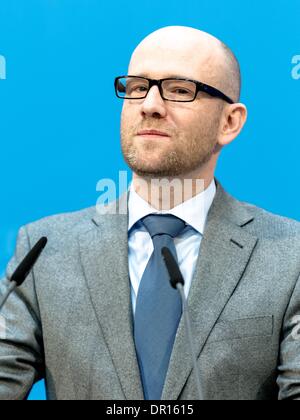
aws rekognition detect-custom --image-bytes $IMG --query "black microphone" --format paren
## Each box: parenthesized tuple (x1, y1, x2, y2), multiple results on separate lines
(162, 246, 203, 400)
(0, 237, 48, 312)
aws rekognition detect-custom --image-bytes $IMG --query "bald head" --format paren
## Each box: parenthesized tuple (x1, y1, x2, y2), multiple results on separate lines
(129, 26, 241, 103)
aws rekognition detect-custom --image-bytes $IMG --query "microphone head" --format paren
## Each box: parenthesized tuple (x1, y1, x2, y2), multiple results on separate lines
(161, 247, 185, 289)
(10, 237, 48, 286)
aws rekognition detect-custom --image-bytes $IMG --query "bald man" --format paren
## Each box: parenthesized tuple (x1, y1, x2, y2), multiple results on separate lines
(0, 26, 300, 401)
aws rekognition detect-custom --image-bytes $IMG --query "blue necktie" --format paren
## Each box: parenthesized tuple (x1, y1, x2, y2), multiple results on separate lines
(134, 214, 186, 400)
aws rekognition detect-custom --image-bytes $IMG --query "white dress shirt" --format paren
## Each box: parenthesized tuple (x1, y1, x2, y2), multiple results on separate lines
(128, 179, 217, 315)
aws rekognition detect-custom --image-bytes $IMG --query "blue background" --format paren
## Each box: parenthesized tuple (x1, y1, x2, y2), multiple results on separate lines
(0, 0, 299, 400)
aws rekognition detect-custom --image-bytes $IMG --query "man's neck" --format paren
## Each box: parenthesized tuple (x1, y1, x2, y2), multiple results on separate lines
(132, 169, 215, 211)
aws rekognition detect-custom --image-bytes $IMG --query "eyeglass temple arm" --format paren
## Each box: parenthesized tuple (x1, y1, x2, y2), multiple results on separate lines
(198, 82, 234, 104)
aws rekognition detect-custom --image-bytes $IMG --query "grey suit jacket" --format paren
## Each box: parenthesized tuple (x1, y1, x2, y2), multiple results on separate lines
(0, 179, 300, 400)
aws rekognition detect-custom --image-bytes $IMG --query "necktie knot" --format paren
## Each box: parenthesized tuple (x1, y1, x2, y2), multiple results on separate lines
(141, 214, 186, 239)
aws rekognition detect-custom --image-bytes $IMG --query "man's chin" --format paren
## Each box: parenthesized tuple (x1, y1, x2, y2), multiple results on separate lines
(123, 149, 191, 177)
(127, 163, 185, 178)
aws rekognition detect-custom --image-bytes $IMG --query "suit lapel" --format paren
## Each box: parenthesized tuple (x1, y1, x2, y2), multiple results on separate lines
(161, 181, 258, 400)
(78, 193, 144, 400)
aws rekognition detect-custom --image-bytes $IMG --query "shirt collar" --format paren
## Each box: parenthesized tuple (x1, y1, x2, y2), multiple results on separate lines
(128, 179, 216, 235)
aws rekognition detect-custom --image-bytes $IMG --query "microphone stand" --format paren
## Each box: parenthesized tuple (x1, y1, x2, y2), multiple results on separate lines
(0, 280, 18, 312)
(0, 237, 47, 313)
(162, 246, 203, 400)
(176, 282, 203, 400)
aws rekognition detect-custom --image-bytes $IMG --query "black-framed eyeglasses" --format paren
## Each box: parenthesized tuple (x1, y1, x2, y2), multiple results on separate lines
(114, 75, 235, 104)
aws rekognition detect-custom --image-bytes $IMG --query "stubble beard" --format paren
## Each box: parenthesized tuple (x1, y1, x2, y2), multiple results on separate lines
(121, 118, 221, 179)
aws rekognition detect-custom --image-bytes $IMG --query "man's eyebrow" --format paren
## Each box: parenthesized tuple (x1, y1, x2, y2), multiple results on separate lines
(131, 73, 193, 80)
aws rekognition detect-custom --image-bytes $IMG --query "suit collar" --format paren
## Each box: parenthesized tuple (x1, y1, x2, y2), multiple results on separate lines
(127, 178, 217, 235)
(91, 177, 255, 229)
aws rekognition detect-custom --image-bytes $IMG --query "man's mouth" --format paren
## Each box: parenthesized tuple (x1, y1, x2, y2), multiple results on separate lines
(137, 130, 170, 137)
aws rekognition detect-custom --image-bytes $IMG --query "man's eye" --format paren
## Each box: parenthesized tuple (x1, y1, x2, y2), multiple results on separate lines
(172, 88, 191, 95)
(136, 86, 148, 92)
(128, 84, 148, 93)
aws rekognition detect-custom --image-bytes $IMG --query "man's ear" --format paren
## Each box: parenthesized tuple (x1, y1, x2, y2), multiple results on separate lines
(218, 103, 248, 146)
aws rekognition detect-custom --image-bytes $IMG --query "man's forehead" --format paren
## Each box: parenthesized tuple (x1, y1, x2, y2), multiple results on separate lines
(131, 41, 215, 64)
(129, 49, 220, 83)
(129, 28, 223, 79)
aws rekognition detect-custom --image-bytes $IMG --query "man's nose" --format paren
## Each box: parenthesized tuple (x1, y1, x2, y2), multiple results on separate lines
(140, 86, 167, 118)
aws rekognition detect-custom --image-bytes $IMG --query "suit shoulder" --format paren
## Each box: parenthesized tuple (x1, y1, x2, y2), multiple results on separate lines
(23, 206, 97, 241)
(239, 199, 300, 239)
